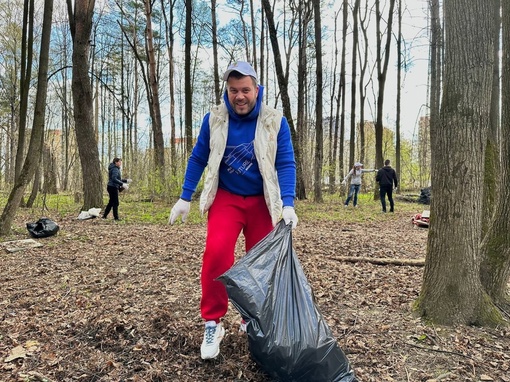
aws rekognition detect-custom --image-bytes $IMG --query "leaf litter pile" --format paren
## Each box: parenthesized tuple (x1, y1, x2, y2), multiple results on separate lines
(1, 204, 509, 382)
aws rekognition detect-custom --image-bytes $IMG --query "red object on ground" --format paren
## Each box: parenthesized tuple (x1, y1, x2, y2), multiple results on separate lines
(412, 210, 430, 228)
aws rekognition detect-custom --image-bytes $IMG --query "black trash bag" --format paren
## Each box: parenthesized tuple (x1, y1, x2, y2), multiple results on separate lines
(26, 218, 60, 238)
(418, 187, 431, 205)
(217, 220, 357, 382)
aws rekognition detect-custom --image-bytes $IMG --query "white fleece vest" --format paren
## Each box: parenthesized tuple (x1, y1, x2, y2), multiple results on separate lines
(199, 103, 283, 226)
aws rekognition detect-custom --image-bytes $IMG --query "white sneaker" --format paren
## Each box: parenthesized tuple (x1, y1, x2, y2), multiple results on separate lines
(200, 321, 224, 360)
(344, 204, 348, 208)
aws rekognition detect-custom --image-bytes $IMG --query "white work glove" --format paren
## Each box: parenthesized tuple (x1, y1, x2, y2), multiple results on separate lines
(122, 183, 129, 190)
(169, 199, 191, 225)
(282, 206, 298, 229)
(126, 179, 133, 184)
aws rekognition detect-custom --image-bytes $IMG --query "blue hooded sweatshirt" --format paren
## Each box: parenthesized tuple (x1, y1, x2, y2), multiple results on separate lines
(180, 86, 296, 207)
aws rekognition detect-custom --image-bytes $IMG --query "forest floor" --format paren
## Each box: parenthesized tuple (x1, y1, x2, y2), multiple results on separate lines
(0, 197, 509, 382)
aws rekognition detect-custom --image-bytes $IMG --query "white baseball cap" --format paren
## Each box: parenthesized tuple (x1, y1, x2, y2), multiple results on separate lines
(223, 61, 258, 82)
(354, 162, 363, 167)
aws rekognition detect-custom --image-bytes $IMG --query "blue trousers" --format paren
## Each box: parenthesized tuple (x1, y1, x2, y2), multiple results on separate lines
(344, 184, 360, 206)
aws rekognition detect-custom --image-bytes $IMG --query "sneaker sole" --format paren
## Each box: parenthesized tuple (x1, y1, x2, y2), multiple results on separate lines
(201, 348, 220, 360)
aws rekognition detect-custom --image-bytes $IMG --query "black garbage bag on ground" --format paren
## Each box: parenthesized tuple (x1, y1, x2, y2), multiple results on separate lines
(217, 220, 357, 382)
(418, 187, 431, 205)
(26, 218, 60, 238)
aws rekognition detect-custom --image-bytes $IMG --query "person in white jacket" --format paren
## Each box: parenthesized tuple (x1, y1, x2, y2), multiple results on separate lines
(341, 162, 376, 207)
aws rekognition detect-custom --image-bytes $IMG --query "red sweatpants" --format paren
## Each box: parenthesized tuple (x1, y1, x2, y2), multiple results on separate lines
(200, 188, 273, 322)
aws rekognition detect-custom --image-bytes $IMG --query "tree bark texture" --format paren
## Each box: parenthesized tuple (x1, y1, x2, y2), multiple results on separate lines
(374, 0, 395, 169)
(210, 0, 221, 104)
(296, 1, 310, 198)
(161, 0, 178, 176)
(482, 0, 501, 233)
(349, 0, 358, 169)
(418, 0, 504, 326)
(480, 0, 510, 310)
(261, 0, 306, 200)
(43, 143, 58, 194)
(0, 0, 53, 235)
(184, 0, 193, 155)
(15, 0, 34, 181)
(144, 0, 166, 176)
(313, 0, 323, 202)
(358, 2, 369, 167)
(68, 0, 103, 210)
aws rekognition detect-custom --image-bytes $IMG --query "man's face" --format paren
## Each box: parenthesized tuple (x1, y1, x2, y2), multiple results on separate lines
(226, 76, 258, 116)
(116, 160, 122, 168)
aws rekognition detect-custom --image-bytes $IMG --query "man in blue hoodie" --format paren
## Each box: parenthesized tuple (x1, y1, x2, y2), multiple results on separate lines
(169, 61, 298, 360)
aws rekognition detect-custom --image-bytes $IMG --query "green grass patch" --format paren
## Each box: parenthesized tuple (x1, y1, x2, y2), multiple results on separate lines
(297, 192, 423, 223)
(0, 190, 426, 226)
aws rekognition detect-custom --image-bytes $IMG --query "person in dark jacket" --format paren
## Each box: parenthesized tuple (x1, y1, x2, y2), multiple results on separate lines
(376, 159, 398, 212)
(102, 157, 131, 220)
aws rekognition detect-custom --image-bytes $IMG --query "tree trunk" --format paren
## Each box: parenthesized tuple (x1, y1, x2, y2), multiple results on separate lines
(312, 0, 323, 203)
(26, 167, 40, 208)
(43, 143, 58, 194)
(358, 1, 369, 165)
(0, 0, 53, 235)
(210, 0, 221, 104)
(374, 0, 395, 170)
(184, 0, 193, 155)
(15, 0, 34, 181)
(349, 0, 358, 169)
(296, 2, 311, 198)
(259, 7, 265, 86)
(337, 0, 348, 183)
(67, 0, 103, 210)
(482, 0, 501, 233)
(27, 133, 44, 208)
(144, 0, 166, 179)
(328, 9, 341, 194)
(479, 0, 510, 311)
(417, 0, 505, 326)
(161, 0, 178, 176)
(249, 0, 257, 70)
(395, 0, 402, 189)
(61, 41, 71, 192)
(426, 0, 441, 189)
(261, 0, 306, 200)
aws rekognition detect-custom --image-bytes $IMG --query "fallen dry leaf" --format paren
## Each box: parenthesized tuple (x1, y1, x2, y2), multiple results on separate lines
(0, 204, 509, 381)
(4, 345, 26, 363)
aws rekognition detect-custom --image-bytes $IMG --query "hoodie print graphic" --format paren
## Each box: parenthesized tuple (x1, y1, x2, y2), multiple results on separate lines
(224, 141, 255, 175)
